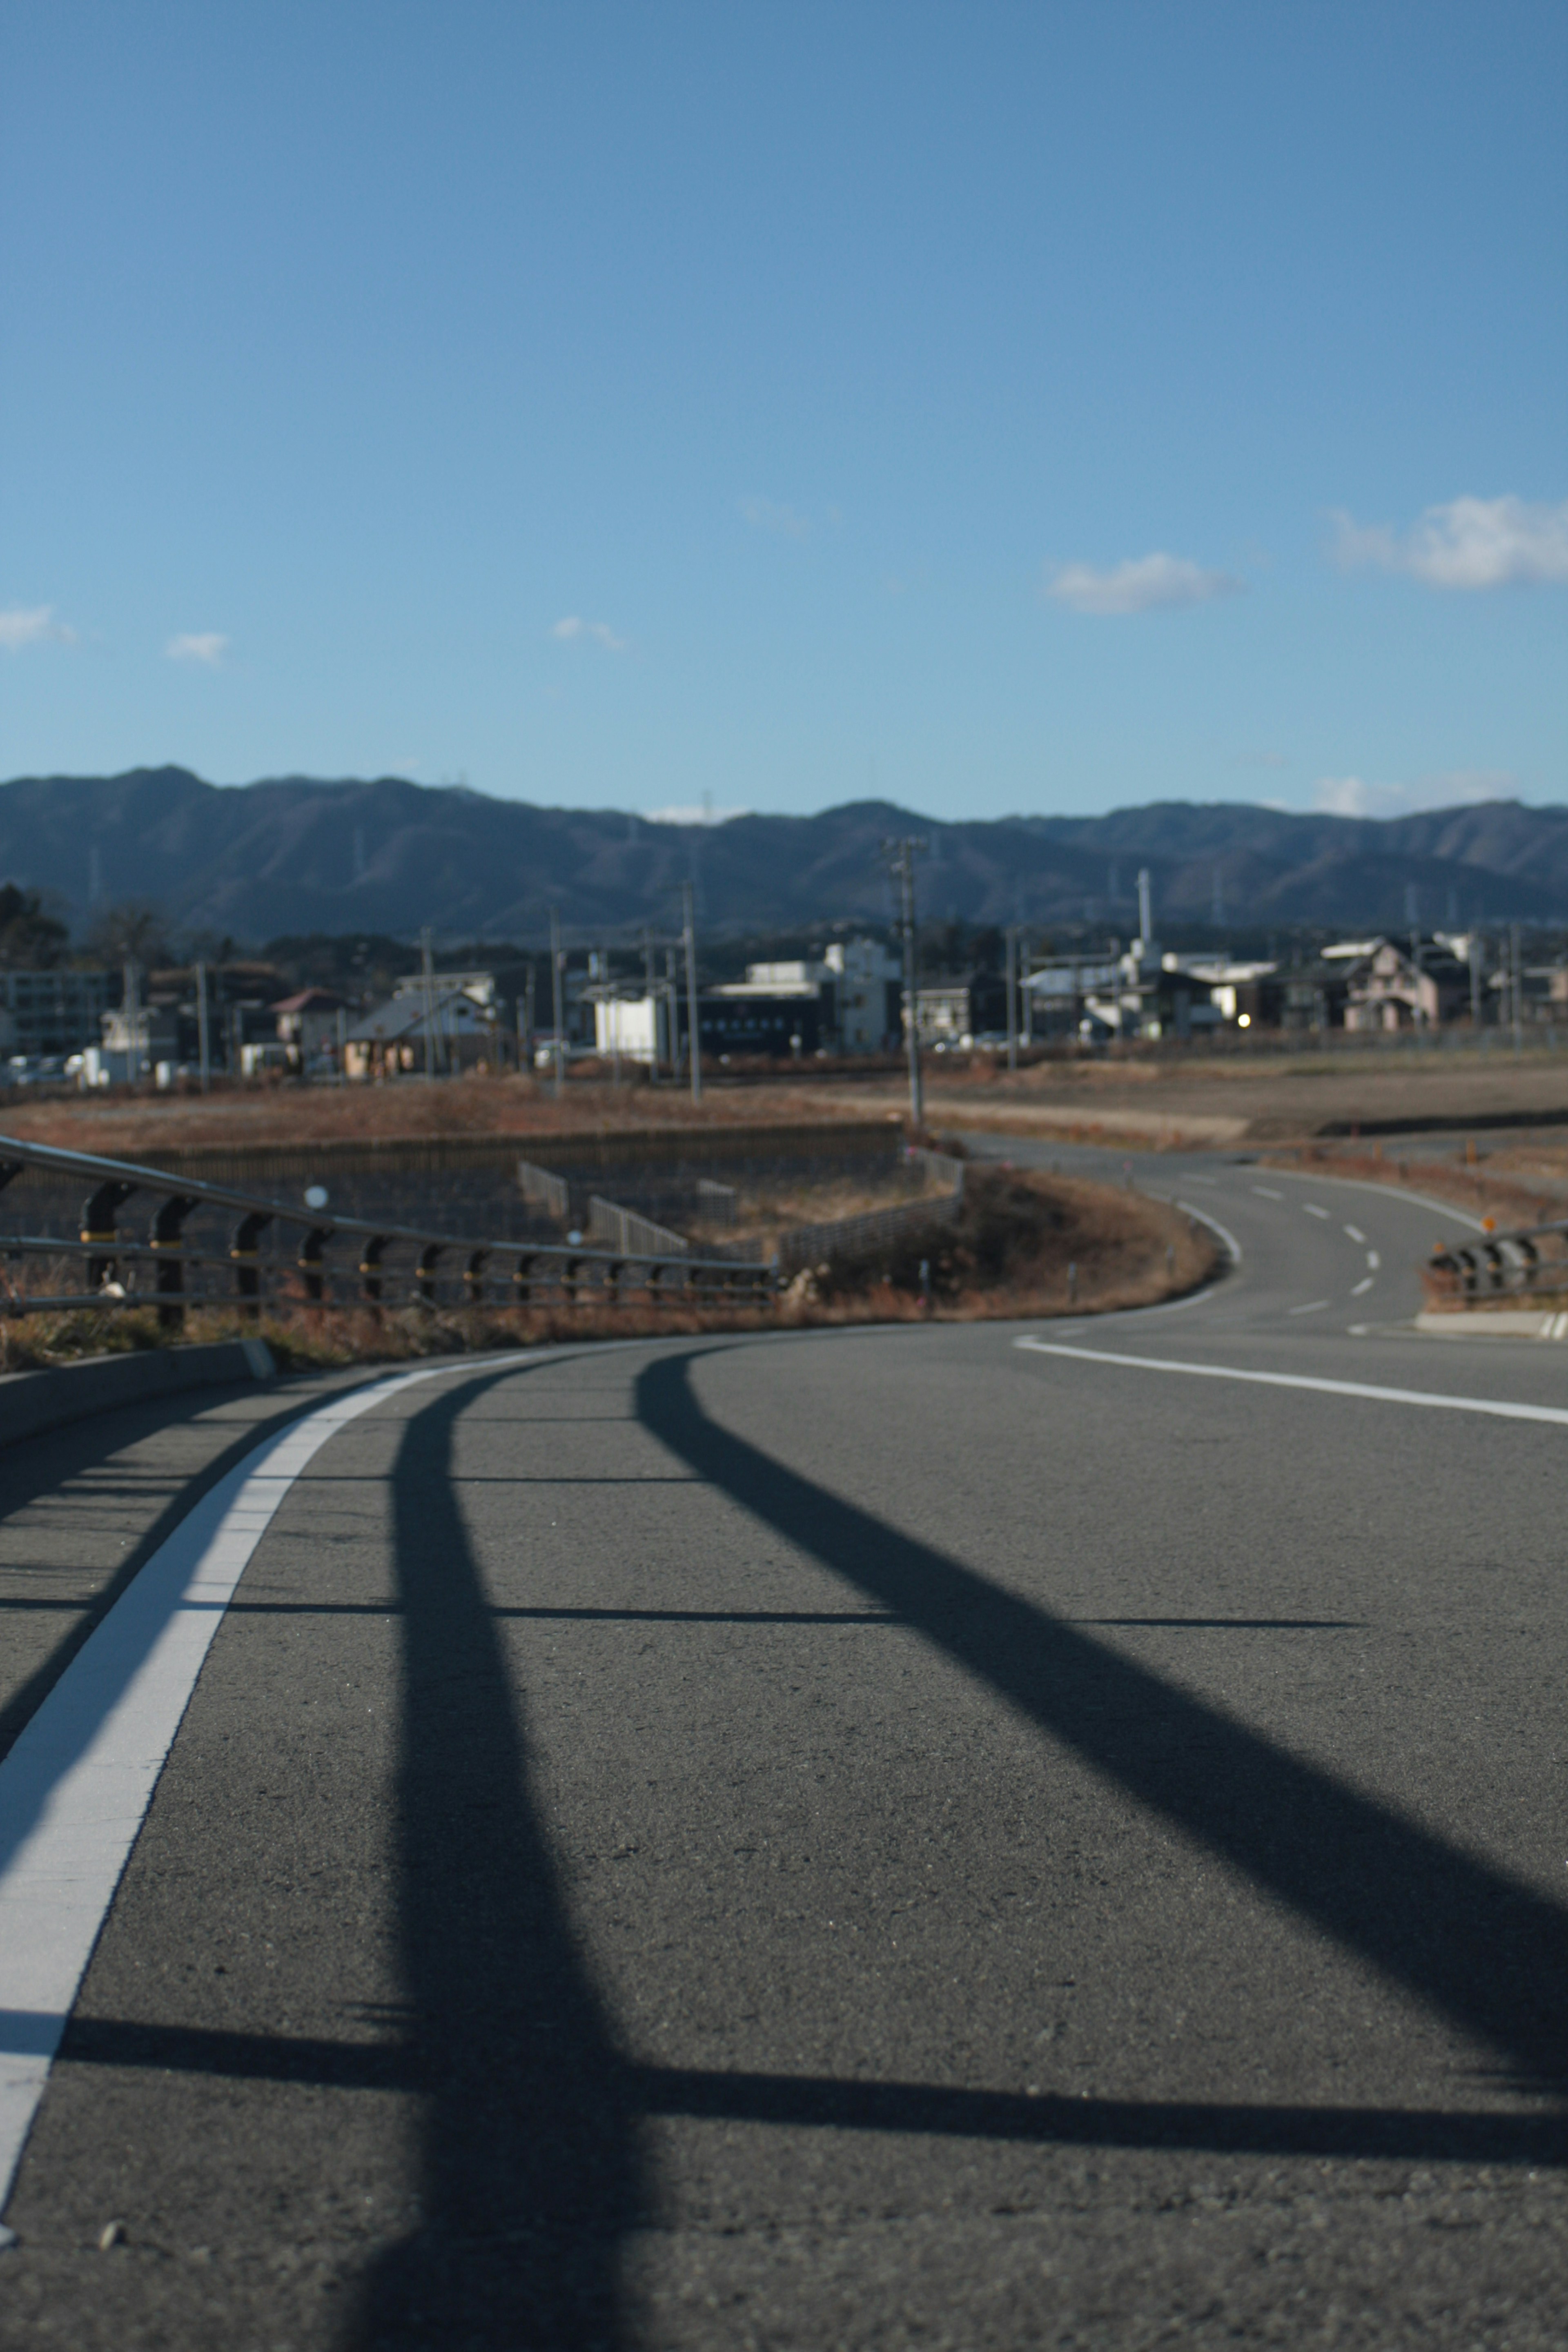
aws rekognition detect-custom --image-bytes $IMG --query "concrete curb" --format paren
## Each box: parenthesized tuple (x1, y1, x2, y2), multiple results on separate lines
(0, 1337, 276, 1450)
(1415, 1309, 1568, 1341)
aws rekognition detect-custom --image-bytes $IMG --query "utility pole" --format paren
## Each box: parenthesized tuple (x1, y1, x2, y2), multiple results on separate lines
(122, 956, 141, 1088)
(420, 926, 438, 1080)
(1469, 933, 1483, 1033)
(195, 960, 210, 1093)
(641, 931, 659, 1081)
(1511, 921, 1524, 1055)
(1005, 927, 1018, 1071)
(682, 882, 702, 1105)
(550, 907, 566, 1099)
(882, 836, 928, 1126)
(1020, 928, 1033, 1050)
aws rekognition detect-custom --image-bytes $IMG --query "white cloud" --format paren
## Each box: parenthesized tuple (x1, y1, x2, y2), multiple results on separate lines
(0, 604, 76, 651)
(739, 495, 812, 540)
(1311, 769, 1517, 820)
(166, 631, 229, 666)
(646, 804, 749, 826)
(1046, 552, 1244, 616)
(1331, 495, 1568, 590)
(548, 616, 626, 651)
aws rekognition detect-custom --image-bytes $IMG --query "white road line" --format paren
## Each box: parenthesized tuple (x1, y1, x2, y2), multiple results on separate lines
(1251, 1186, 1283, 1200)
(1014, 1336, 1568, 1427)
(1265, 1169, 1487, 1234)
(1287, 1299, 1330, 1315)
(1352, 1277, 1374, 1296)
(1366, 1250, 1380, 1270)
(1303, 1203, 1331, 1220)
(0, 1349, 534, 2228)
(1176, 1203, 1242, 1263)
(1343, 1225, 1366, 1243)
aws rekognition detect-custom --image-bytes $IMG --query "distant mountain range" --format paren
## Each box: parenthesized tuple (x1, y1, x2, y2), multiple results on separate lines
(2, 767, 1566, 944)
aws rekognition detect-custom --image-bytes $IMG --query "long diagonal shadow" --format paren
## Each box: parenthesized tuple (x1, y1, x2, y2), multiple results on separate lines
(52, 2014, 1568, 2165)
(342, 1371, 644, 2352)
(636, 1350, 1568, 2096)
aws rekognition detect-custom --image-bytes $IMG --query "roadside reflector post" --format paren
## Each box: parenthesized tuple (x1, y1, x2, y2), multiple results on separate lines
(230, 1209, 273, 1319)
(150, 1193, 199, 1330)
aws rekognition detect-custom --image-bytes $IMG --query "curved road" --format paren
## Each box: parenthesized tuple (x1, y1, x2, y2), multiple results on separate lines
(0, 1156, 1564, 2349)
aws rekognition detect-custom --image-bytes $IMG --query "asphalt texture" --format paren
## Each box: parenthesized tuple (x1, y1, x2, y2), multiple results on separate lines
(1, 1151, 1566, 2349)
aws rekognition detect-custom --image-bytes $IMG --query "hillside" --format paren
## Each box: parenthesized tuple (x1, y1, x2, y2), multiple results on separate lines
(2, 768, 1566, 942)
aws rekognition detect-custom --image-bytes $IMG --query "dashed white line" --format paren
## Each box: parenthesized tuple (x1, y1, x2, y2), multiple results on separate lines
(1343, 1225, 1366, 1243)
(1287, 1298, 1330, 1315)
(1352, 1277, 1374, 1296)
(1366, 1250, 1380, 1270)
(1251, 1185, 1283, 1200)
(1303, 1204, 1332, 1220)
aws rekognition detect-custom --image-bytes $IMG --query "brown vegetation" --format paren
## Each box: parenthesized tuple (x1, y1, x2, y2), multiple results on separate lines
(0, 1170, 1217, 1372)
(3, 1035, 1565, 1161)
(786, 1167, 1217, 1321)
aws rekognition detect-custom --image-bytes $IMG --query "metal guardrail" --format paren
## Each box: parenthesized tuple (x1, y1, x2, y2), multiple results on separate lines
(0, 1133, 777, 1325)
(1428, 1216, 1568, 1302)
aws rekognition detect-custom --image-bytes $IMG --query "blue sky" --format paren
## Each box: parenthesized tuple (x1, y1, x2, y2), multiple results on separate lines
(3, 0, 1564, 823)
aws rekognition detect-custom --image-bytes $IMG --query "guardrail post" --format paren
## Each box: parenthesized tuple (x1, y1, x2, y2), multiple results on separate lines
(150, 1194, 200, 1330)
(298, 1225, 332, 1306)
(464, 1248, 489, 1305)
(604, 1257, 626, 1304)
(512, 1252, 537, 1307)
(416, 1245, 442, 1305)
(562, 1253, 583, 1305)
(82, 1178, 138, 1293)
(360, 1235, 391, 1305)
(231, 1210, 274, 1318)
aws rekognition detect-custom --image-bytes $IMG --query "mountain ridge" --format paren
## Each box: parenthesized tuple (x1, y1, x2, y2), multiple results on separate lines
(2, 768, 1565, 941)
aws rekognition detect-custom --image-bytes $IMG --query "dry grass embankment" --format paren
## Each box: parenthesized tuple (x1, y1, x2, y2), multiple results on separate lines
(4, 1041, 1564, 1162)
(0, 1171, 1217, 1372)
(782, 1166, 1217, 1322)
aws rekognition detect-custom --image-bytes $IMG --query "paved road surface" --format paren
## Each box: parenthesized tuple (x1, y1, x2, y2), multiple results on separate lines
(0, 1153, 1564, 2348)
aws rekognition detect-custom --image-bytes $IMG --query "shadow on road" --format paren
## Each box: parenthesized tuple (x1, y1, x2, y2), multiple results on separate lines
(636, 1346, 1568, 2104)
(341, 1370, 644, 2352)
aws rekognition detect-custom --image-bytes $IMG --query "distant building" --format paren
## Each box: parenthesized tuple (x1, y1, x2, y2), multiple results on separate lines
(699, 992, 819, 1059)
(346, 984, 498, 1077)
(911, 982, 976, 1047)
(1343, 939, 1471, 1030)
(710, 939, 902, 1054)
(0, 969, 112, 1061)
(271, 988, 348, 1071)
(591, 986, 821, 1062)
(593, 993, 672, 1065)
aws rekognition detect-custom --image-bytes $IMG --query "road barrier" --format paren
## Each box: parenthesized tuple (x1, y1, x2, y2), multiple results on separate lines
(517, 1158, 571, 1217)
(1427, 1216, 1568, 1303)
(0, 1133, 775, 1323)
(586, 1197, 690, 1258)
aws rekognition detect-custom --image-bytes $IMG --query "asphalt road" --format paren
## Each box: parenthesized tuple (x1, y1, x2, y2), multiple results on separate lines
(1, 1154, 1565, 2350)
